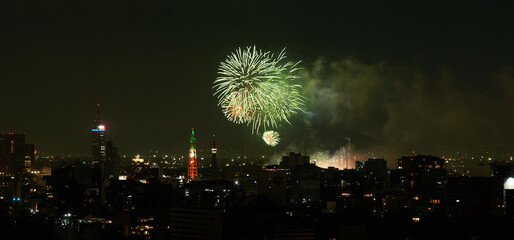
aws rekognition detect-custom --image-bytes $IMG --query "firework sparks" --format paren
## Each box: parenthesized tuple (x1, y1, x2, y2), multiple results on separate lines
(213, 46, 304, 133)
(262, 130, 280, 147)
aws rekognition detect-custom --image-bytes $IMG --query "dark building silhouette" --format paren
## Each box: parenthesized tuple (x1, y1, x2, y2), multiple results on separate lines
(290, 164, 321, 203)
(24, 144, 35, 173)
(258, 166, 289, 205)
(365, 158, 387, 181)
(447, 176, 504, 216)
(169, 207, 223, 240)
(355, 161, 365, 171)
(506, 189, 514, 217)
(0, 133, 35, 176)
(105, 141, 120, 179)
(397, 155, 447, 214)
(204, 137, 221, 180)
(362, 158, 387, 192)
(280, 151, 310, 169)
(321, 167, 343, 204)
(491, 162, 514, 178)
(50, 166, 103, 215)
(259, 152, 321, 205)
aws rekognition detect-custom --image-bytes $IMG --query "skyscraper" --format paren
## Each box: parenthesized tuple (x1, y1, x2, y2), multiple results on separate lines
(91, 104, 106, 164)
(105, 141, 120, 179)
(0, 133, 34, 176)
(187, 128, 198, 181)
(24, 144, 35, 173)
(397, 155, 447, 212)
(211, 136, 218, 169)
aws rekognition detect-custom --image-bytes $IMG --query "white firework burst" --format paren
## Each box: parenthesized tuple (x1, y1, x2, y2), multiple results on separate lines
(262, 130, 280, 147)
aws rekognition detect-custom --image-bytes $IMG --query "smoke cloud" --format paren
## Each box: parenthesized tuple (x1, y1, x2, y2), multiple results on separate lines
(280, 57, 514, 167)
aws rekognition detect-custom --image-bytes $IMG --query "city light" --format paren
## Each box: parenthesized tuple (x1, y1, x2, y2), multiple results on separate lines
(1, 2, 513, 239)
(504, 177, 514, 190)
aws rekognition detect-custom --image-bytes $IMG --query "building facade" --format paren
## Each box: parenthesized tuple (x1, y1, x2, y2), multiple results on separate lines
(0, 133, 34, 176)
(91, 104, 106, 164)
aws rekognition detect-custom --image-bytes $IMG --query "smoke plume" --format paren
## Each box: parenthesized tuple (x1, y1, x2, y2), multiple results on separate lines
(280, 57, 514, 167)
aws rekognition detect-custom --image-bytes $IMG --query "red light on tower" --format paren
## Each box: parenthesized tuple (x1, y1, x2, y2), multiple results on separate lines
(187, 128, 198, 181)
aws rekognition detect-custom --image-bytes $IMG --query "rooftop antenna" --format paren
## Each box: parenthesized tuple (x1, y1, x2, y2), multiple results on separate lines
(95, 103, 101, 122)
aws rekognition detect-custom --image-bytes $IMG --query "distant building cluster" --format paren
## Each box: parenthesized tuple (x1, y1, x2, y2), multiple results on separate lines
(1, 107, 514, 239)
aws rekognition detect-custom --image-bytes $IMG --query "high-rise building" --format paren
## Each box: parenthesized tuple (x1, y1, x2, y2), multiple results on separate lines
(106, 141, 120, 179)
(0, 133, 34, 176)
(211, 137, 217, 169)
(91, 104, 107, 203)
(187, 128, 198, 181)
(364, 158, 387, 181)
(24, 144, 35, 173)
(91, 104, 106, 164)
(397, 155, 447, 212)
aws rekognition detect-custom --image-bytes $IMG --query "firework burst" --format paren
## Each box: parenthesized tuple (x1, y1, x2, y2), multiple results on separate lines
(213, 46, 304, 133)
(262, 130, 280, 147)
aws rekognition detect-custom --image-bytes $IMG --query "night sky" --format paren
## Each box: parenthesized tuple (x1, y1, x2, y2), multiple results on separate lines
(1, 1, 513, 156)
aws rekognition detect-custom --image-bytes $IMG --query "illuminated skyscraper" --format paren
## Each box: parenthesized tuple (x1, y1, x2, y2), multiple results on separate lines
(91, 104, 106, 164)
(187, 128, 198, 181)
(211, 136, 218, 169)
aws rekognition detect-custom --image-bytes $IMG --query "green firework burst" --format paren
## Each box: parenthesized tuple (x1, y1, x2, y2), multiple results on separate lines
(213, 46, 304, 133)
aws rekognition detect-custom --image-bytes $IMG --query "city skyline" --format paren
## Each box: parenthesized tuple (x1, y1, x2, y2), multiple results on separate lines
(3, 2, 514, 239)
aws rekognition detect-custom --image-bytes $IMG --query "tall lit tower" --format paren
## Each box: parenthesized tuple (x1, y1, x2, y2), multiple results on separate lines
(92, 104, 106, 164)
(211, 135, 218, 169)
(187, 128, 198, 181)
